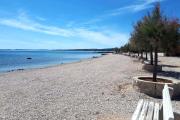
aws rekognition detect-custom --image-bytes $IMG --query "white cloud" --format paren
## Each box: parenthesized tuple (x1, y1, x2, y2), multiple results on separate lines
(109, 0, 165, 16)
(82, 0, 165, 25)
(0, 11, 129, 47)
(75, 29, 129, 46)
(35, 16, 46, 21)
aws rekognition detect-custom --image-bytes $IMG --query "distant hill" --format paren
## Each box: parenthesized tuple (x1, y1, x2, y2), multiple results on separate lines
(0, 48, 115, 53)
(54, 48, 115, 53)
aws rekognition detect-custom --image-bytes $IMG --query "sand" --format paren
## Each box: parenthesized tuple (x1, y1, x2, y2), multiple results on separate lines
(0, 54, 179, 120)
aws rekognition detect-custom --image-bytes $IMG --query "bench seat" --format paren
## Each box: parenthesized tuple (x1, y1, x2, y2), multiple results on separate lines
(132, 84, 174, 120)
(132, 99, 160, 120)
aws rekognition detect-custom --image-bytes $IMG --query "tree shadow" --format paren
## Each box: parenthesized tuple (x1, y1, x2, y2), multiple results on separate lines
(172, 96, 180, 101)
(157, 70, 180, 80)
(161, 64, 179, 68)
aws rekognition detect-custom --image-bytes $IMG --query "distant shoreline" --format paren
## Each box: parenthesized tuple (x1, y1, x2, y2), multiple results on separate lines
(0, 48, 114, 52)
(0, 50, 109, 73)
(0, 54, 105, 74)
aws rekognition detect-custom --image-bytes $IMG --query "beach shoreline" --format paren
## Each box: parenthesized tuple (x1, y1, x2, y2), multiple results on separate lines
(0, 54, 179, 120)
(0, 54, 103, 74)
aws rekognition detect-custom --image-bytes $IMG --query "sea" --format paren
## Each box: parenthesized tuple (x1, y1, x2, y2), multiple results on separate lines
(0, 50, 102, 72)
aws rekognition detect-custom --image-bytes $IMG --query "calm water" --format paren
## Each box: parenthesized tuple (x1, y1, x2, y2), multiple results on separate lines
(0, 50, 101, 72)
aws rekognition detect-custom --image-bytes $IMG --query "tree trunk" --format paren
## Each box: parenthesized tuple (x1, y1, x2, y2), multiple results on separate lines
(145, 51, 148, 60)
(153, 46, 158, 82)
(150, 46, 153, 65)
(141, 51, 143, 58)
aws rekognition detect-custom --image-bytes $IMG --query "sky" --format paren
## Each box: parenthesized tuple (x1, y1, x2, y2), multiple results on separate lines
(0, 0, 179, 49)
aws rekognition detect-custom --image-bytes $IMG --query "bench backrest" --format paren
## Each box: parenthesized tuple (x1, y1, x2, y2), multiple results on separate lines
(163, 84, 174, 120)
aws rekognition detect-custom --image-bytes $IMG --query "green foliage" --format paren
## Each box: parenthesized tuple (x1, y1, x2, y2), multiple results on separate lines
(119, 43, 130, 53)
(161, 19, 180, 56)
(120, 3, 180, 56)
(114, 47, 120, 53)
(119, 3, 180, 82)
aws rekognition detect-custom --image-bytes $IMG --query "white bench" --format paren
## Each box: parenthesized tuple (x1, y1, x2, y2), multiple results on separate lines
(132, 84, 174, 120)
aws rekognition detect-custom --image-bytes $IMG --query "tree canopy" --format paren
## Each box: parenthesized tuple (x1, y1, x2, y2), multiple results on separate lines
(119, 3, 180, 56)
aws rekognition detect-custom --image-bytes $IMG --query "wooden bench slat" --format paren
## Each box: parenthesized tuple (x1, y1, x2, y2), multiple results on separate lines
(131, 99, 144, 120)
(153, 103, 160, 120)
(131, 84, 174, 120)
(139, 101, 149, 120)
(163, 84, 174, 120)
(146, 101, 155, 120)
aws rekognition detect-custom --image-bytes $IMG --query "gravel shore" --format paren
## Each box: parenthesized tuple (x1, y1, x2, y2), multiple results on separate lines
(0, 54, 179, 120)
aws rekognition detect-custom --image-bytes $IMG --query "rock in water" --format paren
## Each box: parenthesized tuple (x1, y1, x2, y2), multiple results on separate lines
(26, 57, 32, 60)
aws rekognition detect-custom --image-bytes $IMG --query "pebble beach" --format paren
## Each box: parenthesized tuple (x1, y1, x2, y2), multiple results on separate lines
(0, 54, 179, 120)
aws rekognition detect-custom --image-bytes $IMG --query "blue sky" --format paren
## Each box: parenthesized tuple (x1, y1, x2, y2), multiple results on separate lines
(0, 0, 179, 49)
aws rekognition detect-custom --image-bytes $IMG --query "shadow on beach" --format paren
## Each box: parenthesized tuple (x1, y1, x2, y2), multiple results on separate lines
(161, 64, 180, 68)
(157, 70, 180, 80)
